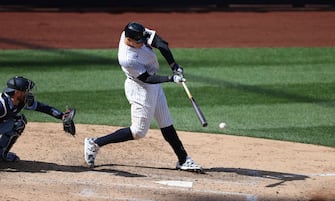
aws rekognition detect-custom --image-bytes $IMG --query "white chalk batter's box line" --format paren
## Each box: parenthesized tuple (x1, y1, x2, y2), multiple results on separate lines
(11, 176, 257, 201)
(306, 173, 335, 177)
(77, 183, 258, 201)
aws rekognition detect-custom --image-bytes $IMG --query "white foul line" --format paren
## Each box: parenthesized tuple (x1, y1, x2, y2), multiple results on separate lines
(155, 180, 193, 188)
(306, 173, 335, 177)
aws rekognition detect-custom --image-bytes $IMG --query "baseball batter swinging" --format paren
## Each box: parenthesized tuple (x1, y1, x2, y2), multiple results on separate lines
(85, 22, 202, 172)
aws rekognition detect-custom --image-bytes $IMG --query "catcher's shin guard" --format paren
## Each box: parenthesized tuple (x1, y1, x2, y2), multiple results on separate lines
(0, 118, 24, 162)
(0, 132, 20, 162)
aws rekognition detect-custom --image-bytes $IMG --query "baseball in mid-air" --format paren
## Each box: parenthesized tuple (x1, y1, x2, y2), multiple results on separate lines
(219, 122, 226, 129)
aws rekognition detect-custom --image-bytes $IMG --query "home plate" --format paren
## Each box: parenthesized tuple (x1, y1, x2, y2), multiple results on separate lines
(155, 180, 193, 188)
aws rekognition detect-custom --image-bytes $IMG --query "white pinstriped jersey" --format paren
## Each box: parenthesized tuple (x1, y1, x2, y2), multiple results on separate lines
(118, 32, 159, 80)
(117, 30, 173, 138)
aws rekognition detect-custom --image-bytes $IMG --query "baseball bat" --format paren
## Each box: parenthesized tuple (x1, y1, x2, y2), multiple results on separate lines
(182, 82, 208, 127)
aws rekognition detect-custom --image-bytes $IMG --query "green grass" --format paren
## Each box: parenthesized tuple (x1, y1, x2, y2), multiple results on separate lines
(1, 48, 334, 147)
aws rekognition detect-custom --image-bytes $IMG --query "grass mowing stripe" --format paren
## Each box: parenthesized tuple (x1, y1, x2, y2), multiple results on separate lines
(182, 64, 335, 88)
(33, 90, 128, 110)
(196, 102, 335, 147)
(0, 49, 117, 68)
(222, 103, 335, 130)
(168, 47, 335, 69)
(267, 82, 335, 102)
(167, 82, 335, 106)
(1, 48, 334, 147)
(234, 126, 335, 147)
(1, 69, 125, 92)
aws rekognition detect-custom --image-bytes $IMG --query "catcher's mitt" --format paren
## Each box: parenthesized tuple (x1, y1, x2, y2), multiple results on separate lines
(62, 108, 76, 136)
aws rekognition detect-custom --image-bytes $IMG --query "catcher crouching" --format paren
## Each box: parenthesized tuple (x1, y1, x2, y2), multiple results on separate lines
(0, 76, 76, 162)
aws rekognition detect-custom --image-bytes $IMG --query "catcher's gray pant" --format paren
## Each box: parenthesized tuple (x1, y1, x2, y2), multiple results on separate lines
(125, 78, 173, 139)
(0, 116, 26, 160)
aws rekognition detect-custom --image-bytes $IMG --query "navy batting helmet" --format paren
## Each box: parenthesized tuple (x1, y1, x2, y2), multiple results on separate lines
(4, 76, 35, 94)
(124, 22, 146, 43)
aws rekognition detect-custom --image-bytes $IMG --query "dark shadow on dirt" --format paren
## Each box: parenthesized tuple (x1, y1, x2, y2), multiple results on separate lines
(0, 161, 310, 187)
(0, 160, 146, 177)
(0, 161, 314, 200)
(206, 167, 309, 187)
(96, 163, 177, 171)
(0, 160, 86, 173)
(96, 163, 208, 175)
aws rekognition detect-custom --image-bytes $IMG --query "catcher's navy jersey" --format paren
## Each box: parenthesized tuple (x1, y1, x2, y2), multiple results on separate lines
(0, 93, 25, 123)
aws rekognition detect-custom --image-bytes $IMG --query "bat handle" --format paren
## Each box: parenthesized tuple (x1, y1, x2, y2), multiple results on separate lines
(182, 82, 192, 99)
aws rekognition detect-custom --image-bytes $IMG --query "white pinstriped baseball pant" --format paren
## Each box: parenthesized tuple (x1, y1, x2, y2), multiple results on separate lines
(125, 78, 173, 139)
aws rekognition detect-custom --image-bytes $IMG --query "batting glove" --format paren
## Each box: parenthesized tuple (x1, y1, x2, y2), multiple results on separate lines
(172, 74, 186, 84)
(172, 63, 184, 77)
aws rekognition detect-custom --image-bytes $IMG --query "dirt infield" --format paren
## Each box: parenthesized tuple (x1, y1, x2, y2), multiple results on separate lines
(1, 11, 335, 201)
(1, 123, 335, 201)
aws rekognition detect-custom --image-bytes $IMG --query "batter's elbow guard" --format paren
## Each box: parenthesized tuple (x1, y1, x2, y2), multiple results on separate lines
(151, 34, 169, 49)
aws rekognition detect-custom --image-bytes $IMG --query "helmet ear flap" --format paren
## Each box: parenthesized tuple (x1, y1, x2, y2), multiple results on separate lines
(6, 77, 16, 90)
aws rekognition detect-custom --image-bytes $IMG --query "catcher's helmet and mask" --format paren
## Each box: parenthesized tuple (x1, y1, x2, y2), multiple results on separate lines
(124, 22, 148, 43)
(4, 76, 35, 94)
